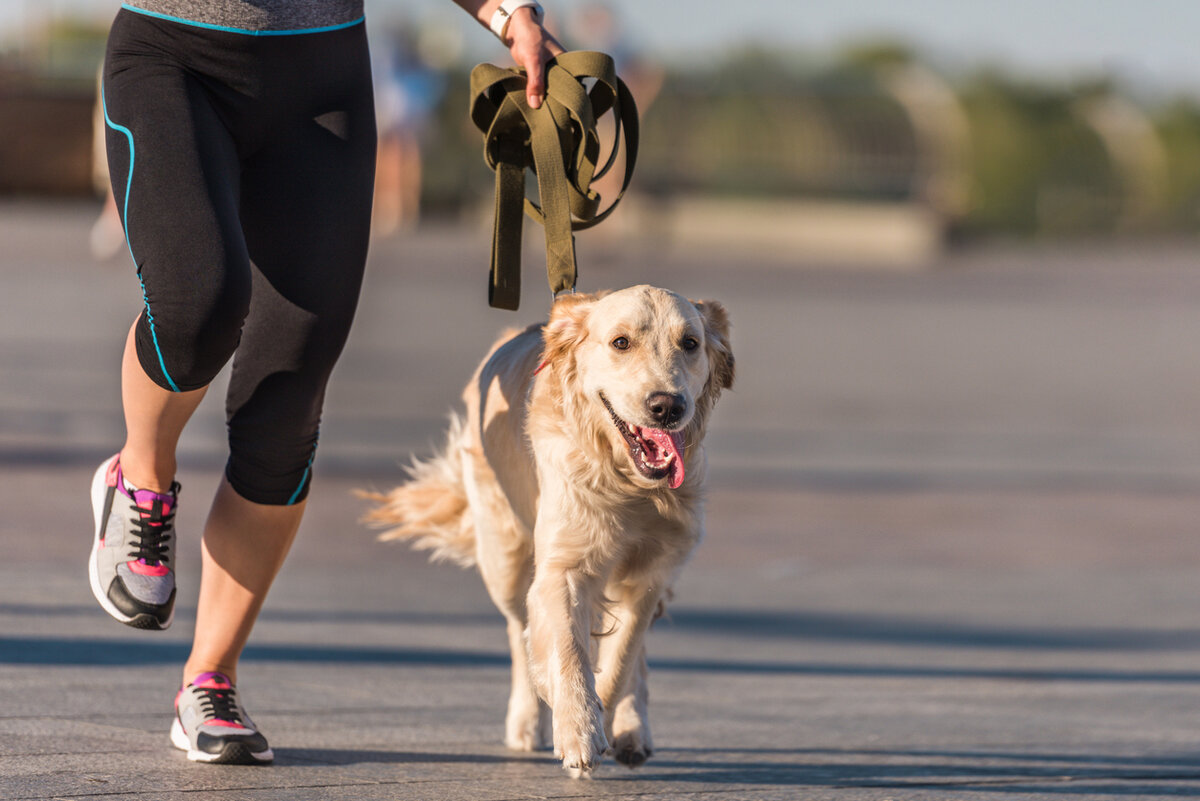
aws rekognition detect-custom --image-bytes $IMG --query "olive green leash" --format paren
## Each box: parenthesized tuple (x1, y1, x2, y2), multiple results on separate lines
(469, 51, 638, 310)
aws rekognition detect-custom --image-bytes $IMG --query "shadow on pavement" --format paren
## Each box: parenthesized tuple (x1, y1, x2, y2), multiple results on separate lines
(6, 635, 1200, 684)
(278, 748, 533, 767)
(663, 608, 1200, 651)
(631, 747, 1200, 793)
(8, 601, 1200, 652)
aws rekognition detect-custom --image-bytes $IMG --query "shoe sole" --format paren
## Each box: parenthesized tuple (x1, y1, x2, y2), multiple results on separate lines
(88, 457, 174, 630)
(170, 718, 274, 765)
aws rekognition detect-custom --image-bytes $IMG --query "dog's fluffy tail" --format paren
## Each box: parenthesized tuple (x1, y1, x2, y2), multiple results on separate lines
(357, 414, 477, 568)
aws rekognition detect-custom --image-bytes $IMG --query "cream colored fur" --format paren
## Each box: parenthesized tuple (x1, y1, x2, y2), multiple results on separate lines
(361, 286, 734, 776)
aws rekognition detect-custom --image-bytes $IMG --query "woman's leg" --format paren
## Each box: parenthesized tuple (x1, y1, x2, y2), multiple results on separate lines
(124, 332, 298, 680)
(119, 321, 207, 494)
(179, 21, 377, 684)
(183, 478, 305, 684)
(93, 15, 252, 630)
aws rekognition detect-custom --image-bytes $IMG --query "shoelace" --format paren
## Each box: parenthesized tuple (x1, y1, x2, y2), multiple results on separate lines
(195, 685, 245, 725)
(127, 497, 174, 565)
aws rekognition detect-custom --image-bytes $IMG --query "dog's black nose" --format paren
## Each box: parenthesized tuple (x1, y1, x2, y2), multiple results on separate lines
(646, 393, 687, 427)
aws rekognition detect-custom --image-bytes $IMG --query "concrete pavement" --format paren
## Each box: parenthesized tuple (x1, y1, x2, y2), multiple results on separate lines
(4, 200, 1200, 799)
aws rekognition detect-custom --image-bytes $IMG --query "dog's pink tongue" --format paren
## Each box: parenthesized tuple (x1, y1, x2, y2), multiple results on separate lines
(643, 428, 686, 489)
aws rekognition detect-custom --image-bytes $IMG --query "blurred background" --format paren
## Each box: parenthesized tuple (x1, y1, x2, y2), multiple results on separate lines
(6, 0, 1200, 260)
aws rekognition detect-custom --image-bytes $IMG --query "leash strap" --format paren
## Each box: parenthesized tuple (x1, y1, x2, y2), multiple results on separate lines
(470, 51, 639, 310)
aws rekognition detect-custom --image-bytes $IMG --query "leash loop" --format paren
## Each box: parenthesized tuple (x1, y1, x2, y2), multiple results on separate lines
(470, 51, 639, 310)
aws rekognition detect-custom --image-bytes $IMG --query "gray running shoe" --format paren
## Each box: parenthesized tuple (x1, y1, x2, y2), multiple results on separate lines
(88, 453, 178, 629)
(170, 672, 274, 764)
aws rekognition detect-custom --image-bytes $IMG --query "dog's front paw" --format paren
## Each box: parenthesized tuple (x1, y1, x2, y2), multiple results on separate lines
(553, 700, 609, 776)
(557, 729, 609, 776)
(608, 691, 653, 768)
(611, 728, 653, 768)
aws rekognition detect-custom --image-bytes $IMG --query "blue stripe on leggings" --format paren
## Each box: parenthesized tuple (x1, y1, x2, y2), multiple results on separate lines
(121, 4, 365, 36)
(101, 86, 181, 393)
(287, 438, 320, 505)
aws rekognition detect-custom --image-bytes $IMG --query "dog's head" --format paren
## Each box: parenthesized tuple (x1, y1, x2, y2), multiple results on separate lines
(539, 285, 734, 489)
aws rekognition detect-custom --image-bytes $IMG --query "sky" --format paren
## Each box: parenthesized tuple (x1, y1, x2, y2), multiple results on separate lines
(9, 0, 1200, 96)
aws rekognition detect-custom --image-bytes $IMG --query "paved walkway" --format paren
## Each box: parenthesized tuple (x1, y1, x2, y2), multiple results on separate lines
(4, 201, 1200, 799)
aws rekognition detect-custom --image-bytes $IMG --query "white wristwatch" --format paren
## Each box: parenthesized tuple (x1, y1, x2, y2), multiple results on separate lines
(489, 0, 544, 42)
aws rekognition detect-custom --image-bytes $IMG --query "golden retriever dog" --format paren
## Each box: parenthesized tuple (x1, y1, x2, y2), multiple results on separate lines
(361, 285, 734, 776)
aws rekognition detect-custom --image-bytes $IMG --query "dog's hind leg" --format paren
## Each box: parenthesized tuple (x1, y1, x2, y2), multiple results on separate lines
(608, 644, 653, 767)
(491, 576, 550, 752)
(467, 456, 548, 751)
(501, 615, 551, 750)
(477, 534, 548, 751)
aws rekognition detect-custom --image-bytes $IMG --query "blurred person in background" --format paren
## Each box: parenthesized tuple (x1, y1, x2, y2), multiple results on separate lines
(87, 0, 561, 765)
(372, 22, 448, 235)
(88, 64, 124, 261)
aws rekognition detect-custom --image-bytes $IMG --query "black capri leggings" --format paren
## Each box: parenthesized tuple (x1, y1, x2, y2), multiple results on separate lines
(102, 8, 376, 505)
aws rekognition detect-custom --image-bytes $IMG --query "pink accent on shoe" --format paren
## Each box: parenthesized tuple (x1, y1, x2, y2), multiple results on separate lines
(127, 559, 170, 576)
(132, 488, 174, 515)
(190, 672, 233, 689)
(106, 454, 122, 487)
(109, 455, 140, 505)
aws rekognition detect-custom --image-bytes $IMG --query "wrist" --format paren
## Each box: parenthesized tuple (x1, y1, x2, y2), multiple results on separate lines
(488, 0, 544, 43)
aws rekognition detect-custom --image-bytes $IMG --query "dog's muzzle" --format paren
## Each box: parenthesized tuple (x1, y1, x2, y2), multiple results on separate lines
(599, 392, 686, 488)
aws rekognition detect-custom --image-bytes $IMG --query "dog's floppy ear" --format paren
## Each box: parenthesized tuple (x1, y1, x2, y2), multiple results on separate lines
(693, 299, 735, 391)
(541, 292, 596, 369)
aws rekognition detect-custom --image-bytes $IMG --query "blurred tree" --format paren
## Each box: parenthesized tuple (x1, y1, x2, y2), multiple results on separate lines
(958, 72, 1118, 235)
(1155, 99, 1200, 230)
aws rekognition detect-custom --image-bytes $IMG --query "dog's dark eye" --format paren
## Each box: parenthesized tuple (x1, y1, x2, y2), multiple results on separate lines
(682, 336, 700, 352)
(611, 336, 630, 351)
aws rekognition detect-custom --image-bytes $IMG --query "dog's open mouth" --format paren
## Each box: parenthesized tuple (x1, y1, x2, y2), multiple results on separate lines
(600, 393, 685, 489)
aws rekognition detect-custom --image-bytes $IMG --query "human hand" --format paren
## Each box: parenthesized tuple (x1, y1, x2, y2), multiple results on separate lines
(501, 8, 564, 109)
